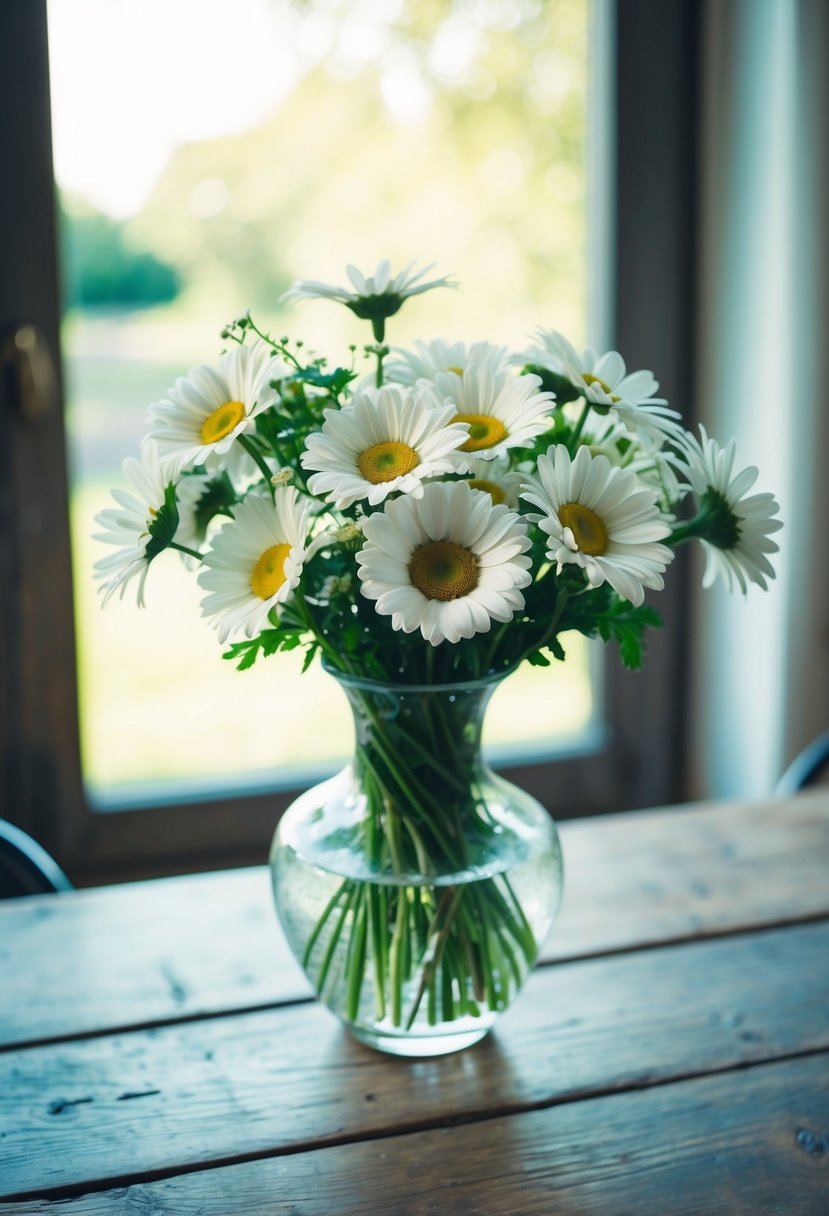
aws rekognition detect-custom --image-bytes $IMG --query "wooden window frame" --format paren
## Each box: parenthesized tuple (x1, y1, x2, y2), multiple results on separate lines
(0, 0, 700, 884)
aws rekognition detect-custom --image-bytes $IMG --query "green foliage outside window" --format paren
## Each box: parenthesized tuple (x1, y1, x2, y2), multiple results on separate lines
(59, 195, 181, 311)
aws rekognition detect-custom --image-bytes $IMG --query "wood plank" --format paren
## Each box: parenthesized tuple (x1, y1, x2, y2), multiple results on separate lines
(2, 791, 828, 1047)
(0, 865, 307, 1046)
(6, 1054, 829, 1214)
(554, 788, 829, 954)
(1, 922, 827, 1201)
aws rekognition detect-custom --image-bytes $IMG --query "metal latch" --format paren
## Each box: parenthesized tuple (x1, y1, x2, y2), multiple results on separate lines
(1, 322, 58, 424)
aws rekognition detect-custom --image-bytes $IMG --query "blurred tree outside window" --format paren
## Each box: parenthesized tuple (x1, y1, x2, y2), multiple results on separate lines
(48, 0, 594, 806)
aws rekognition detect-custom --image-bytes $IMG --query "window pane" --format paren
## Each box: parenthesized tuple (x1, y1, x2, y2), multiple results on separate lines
(48, 0, 594, 804)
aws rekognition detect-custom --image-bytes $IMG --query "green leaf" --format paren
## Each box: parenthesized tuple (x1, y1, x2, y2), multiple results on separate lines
(593, 600, 663, 669)
(279, 632, 303, 652)
(301, 642, 320, 674)
(526, 650, 552, 668)
(222, 625, 311, 670)
(236, 647, 259, 672)
(547, 634, 566, 662)
(144, 483, 180, 562)
(294, 365, 356, 393)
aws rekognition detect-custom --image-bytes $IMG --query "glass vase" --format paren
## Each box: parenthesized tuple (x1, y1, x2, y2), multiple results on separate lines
(269, 667, 564, 1057)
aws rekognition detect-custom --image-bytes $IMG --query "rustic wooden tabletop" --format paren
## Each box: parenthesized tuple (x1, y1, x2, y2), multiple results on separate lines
(1, 792, 828, 1214)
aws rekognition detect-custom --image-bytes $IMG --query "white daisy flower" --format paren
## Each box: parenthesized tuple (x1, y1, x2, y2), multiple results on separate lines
(383, 339, 511, 388)
(523, 329, 684, 447)
(581, 415, 683, 507)
(675, 426, 782, 593)
(460, 455, 525, 508)
(356, 480, 532, 646)
(301, 385, 469, 509)
(197, 487, 311, 643)
(285, 259, 455, 308)
(93, 441, 181, 607)
(146, 341, 287, 476)
(522, 444, 674, 606)
(432, 367, 556, 471)
(283, 259, 456, 340)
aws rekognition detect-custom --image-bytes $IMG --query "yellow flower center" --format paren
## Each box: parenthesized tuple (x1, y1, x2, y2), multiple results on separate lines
(467, 478, 506, 505)
(356, 441, 419, 484)
(447, 365, 464, 376)
(453, 413, 508, 453)
(558, 502, 609, 556)
(582, 373, 620, 403)
(408, 540, 479, 602)
(250, 543, 291, 600)
(200, 400, 246, 444)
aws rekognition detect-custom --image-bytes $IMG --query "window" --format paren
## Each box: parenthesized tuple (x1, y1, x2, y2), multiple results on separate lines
(1, 0, 696, 883)
(52, 0, 595, 806)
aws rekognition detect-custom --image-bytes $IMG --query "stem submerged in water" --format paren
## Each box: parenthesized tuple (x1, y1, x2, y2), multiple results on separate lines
(284, 673, 556, 1040)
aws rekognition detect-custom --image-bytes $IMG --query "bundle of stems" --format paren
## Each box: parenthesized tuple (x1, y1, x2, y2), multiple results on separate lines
(301, 679, 539, 1029)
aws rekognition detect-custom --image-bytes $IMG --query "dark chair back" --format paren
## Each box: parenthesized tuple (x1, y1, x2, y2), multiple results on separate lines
(0, 820, 73, 899)
(775, 730, 829, 797)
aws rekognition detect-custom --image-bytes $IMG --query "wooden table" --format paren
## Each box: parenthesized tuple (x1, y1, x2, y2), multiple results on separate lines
(1, 792, 828, 1213)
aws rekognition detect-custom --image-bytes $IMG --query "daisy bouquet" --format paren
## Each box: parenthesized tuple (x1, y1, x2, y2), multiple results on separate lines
(96, 259, 782, 1039)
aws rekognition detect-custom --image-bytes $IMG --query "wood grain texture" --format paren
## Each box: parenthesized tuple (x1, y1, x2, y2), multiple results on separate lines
(2, 921, 827, 1200)
(2, 792, 828, 1049)
(7, 1054, 829, 1215)
(0, 866, 306, 1047)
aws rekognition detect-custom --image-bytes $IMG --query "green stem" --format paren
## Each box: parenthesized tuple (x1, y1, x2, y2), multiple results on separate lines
(402, 818, 432, 875)
(302, 880, 349, 969)
(494, 922, 523, 989)
(168, 541, 203, 561)
(345, 891, 369, 1021)
(237, 433, 275, 498)
(668, 517, 706, 546)
(513, 588, 571, 671)
(441, 941, 457, 1021)
(389, 891, 409, 1027)
(404, 886, 463, 1029)
(363, 775, 388, 1022)
(316, 883, 357, 996)
(492, 875, 539, 963)
(483, 622, 512, 673)
(383, 791, 407, 874)
(244, 315, 305, 372)
(427, 965, 439, 1026)
(469, 894, 498, 1011)
(299, 676, 545, 1035)
(354, 720, 461, 861)
(291, 592, 356, 673)
(568, 399, 592, 451)
(384, 723, 471, 797)
(372, 885, 388, 1020)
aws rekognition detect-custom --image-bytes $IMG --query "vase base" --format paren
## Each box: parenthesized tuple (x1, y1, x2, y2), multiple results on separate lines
(347, 1020, 493, 1058)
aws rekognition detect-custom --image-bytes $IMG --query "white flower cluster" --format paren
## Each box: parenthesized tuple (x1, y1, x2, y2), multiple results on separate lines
(94, 260, 782, 654)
